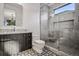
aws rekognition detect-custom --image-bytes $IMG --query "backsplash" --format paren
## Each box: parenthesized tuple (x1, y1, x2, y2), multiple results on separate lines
(0, 26, 27, 33)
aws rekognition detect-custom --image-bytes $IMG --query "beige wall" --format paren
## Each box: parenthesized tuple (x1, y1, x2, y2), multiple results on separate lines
(0, 3, 4, 27)
(22, 3, 40, 40)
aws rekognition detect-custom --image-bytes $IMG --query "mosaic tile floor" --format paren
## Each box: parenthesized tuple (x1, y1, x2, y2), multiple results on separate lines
(13, 47, 57, 56)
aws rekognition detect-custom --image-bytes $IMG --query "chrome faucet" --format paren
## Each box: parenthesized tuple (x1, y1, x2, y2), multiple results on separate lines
(13, 26, 15, 32)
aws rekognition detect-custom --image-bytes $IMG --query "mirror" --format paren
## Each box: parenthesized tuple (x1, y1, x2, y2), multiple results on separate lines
(4, 8, 16, 26)
(3, 3, 23, 27)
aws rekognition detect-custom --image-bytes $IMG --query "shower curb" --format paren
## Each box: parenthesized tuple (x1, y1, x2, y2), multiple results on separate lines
(45, 45, 69, 56)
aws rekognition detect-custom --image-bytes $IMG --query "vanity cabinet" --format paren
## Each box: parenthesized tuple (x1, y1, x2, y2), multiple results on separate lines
(20, 33, 32, 51)
(0, 32, 32, 56)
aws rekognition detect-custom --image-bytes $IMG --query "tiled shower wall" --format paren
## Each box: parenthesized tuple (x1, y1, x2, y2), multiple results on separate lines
(41, 3, 79, 55)
(40, 4, 49, 41)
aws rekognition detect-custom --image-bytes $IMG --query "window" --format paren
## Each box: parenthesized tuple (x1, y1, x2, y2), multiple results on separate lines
(54, 3, 75, 14)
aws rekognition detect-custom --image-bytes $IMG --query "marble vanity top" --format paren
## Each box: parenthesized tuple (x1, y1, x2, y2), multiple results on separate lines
(0, 31, 31, 35)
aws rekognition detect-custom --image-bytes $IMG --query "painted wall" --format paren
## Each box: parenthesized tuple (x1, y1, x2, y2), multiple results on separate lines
(22, 3, 40, 41)
(0, 3, 4, 27)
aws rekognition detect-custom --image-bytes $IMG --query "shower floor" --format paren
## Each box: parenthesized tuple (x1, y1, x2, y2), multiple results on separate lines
(13, 46, 57, 56)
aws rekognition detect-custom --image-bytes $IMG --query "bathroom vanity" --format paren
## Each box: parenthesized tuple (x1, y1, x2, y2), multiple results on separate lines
(0, 3, 32, 56)
(0, 32, 32, 56)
